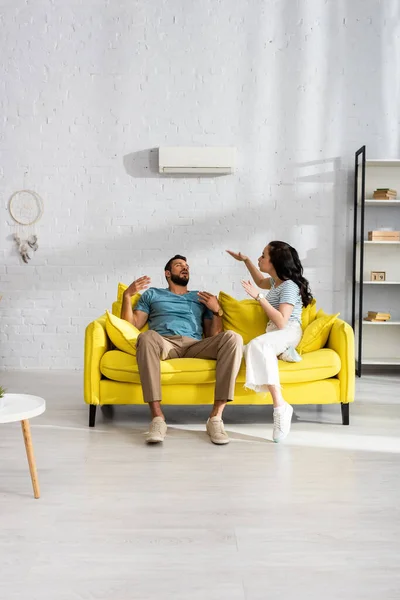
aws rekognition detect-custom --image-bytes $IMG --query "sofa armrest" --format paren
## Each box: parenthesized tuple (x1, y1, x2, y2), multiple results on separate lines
(84, 313, 110, 406)
(326, 318, 355, 404)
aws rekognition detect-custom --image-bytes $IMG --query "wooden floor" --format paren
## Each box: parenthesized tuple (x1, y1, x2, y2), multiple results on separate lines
(0, 370, 400, 600)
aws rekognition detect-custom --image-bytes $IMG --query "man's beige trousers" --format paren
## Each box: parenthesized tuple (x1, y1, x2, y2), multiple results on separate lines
(136, 330, 243, 403)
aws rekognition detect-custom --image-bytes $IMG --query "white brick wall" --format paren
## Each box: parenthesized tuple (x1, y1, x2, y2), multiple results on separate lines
(0, 0, 398, 369)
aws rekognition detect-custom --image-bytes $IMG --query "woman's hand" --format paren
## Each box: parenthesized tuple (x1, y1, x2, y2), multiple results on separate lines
(241, 279, 259, 300)
(226, 250, 248, 262)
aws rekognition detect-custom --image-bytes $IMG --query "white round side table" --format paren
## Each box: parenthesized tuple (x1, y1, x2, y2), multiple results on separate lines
(0, 393, 46, 499)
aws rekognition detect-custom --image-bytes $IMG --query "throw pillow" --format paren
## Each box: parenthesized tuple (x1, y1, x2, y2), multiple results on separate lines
(301, 298, 317, 331)
(105, 310, 141, 356)
(218, 291, 268, 345)
(296, 312, 340, 355)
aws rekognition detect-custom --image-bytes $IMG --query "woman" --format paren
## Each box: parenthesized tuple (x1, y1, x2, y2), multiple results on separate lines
(227, 241, 313, 442)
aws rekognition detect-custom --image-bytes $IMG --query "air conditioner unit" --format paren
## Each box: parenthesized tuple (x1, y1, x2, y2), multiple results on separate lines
(158, 146, 236, 174)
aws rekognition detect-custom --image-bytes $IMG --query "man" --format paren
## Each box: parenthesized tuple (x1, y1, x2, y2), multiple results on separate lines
(121, 254, 243, 445)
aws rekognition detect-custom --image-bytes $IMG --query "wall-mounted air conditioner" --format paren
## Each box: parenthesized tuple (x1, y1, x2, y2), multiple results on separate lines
(158, 146, 236, 174)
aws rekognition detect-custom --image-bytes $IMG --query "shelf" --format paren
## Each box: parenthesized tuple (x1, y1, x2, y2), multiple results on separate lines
(363, 199, 400, 207)
(357, 241, 400, 245)
(360, 358, 400, 366)
(366, 160, 400, 167)
(357, 281, 400, 285)
(363, 321, 400, 325)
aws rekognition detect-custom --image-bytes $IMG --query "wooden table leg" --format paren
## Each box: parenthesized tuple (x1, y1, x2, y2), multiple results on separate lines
(21, 419, 40, 499)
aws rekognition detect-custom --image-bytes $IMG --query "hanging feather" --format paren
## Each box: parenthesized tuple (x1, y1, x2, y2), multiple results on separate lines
(19, 243, 31, 263)
(27, 234, 39, 251)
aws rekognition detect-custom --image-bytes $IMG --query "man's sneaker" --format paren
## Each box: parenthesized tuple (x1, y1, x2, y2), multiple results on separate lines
(206, 417, 230, 445)
(273, 403, 294, 443)
(146, 417, 167, 443)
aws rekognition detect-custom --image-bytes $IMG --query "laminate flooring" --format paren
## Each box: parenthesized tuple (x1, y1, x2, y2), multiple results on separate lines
(0, 370, 399, 600)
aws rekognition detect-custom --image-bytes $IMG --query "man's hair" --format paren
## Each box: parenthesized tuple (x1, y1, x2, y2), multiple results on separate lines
(164, 254, 187, 273)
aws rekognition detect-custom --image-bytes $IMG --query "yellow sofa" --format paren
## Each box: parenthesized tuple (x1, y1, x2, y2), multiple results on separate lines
(84, 290, 355, 428)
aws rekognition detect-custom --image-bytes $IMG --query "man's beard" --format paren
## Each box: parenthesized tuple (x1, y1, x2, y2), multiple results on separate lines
(170, 273, 189, 287)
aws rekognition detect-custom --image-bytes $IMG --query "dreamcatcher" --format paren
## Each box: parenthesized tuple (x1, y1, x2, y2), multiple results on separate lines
(8, 190, 44, 263)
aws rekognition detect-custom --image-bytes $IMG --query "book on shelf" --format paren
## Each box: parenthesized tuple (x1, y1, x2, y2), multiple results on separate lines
(368, 230, 400, 241)
(364, 311, 391, 322)
(372, 188, 397, 199)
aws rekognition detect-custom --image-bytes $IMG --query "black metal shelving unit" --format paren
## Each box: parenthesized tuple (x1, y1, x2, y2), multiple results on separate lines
(351, 146, 366, 377)
(352, 146, 400, 377)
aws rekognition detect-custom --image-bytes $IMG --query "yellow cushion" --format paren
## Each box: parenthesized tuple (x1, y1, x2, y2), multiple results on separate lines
(117, 282, 130, 302)
(112, 301, 123, 317)
(105, 311, 141, 356)
(297, 313, 340, 355)
(237, 348, 341, 384)
(301, 298, 317, 331)
(100, 348, 340, 385)
(101, 351, 219, 385)
(219, 291, 268, 344)
(277, 348, 341, 383)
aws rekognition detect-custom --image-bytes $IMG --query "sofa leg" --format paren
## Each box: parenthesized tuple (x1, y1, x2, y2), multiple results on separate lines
(341, 403, 349, 426)
(89, 405, 97, 428)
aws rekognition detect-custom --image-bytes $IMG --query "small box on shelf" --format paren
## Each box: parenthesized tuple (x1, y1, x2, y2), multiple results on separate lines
(371, 271, 386, 281)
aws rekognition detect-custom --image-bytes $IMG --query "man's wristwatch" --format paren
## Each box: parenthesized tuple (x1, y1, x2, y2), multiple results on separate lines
(256, 293, 265, 302)
(213, 307, 224, 317)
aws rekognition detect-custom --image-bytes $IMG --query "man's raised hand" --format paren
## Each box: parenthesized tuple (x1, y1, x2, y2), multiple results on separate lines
(124, 276, 151, 297)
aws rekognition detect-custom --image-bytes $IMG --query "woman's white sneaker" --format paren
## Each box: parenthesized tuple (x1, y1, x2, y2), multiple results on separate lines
(273, 403, 293, 443)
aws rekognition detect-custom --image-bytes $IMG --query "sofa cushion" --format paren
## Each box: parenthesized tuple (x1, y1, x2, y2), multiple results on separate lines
(219, 292, 268, 344)
(105, 311, 140, 356)
(270, 349, 341, 383)
(100, 348, 341, 386)
(101, 351, 219, 385)
(297, 313, 340, 355)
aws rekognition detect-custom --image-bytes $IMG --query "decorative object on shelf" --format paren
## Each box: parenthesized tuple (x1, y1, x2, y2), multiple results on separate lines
(368, 230, 400, 241)
(364, 311, 391, 322)
(371, 271, 386, 281)
(8, 190, 44, 264)
(373, 188, 397, 199)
